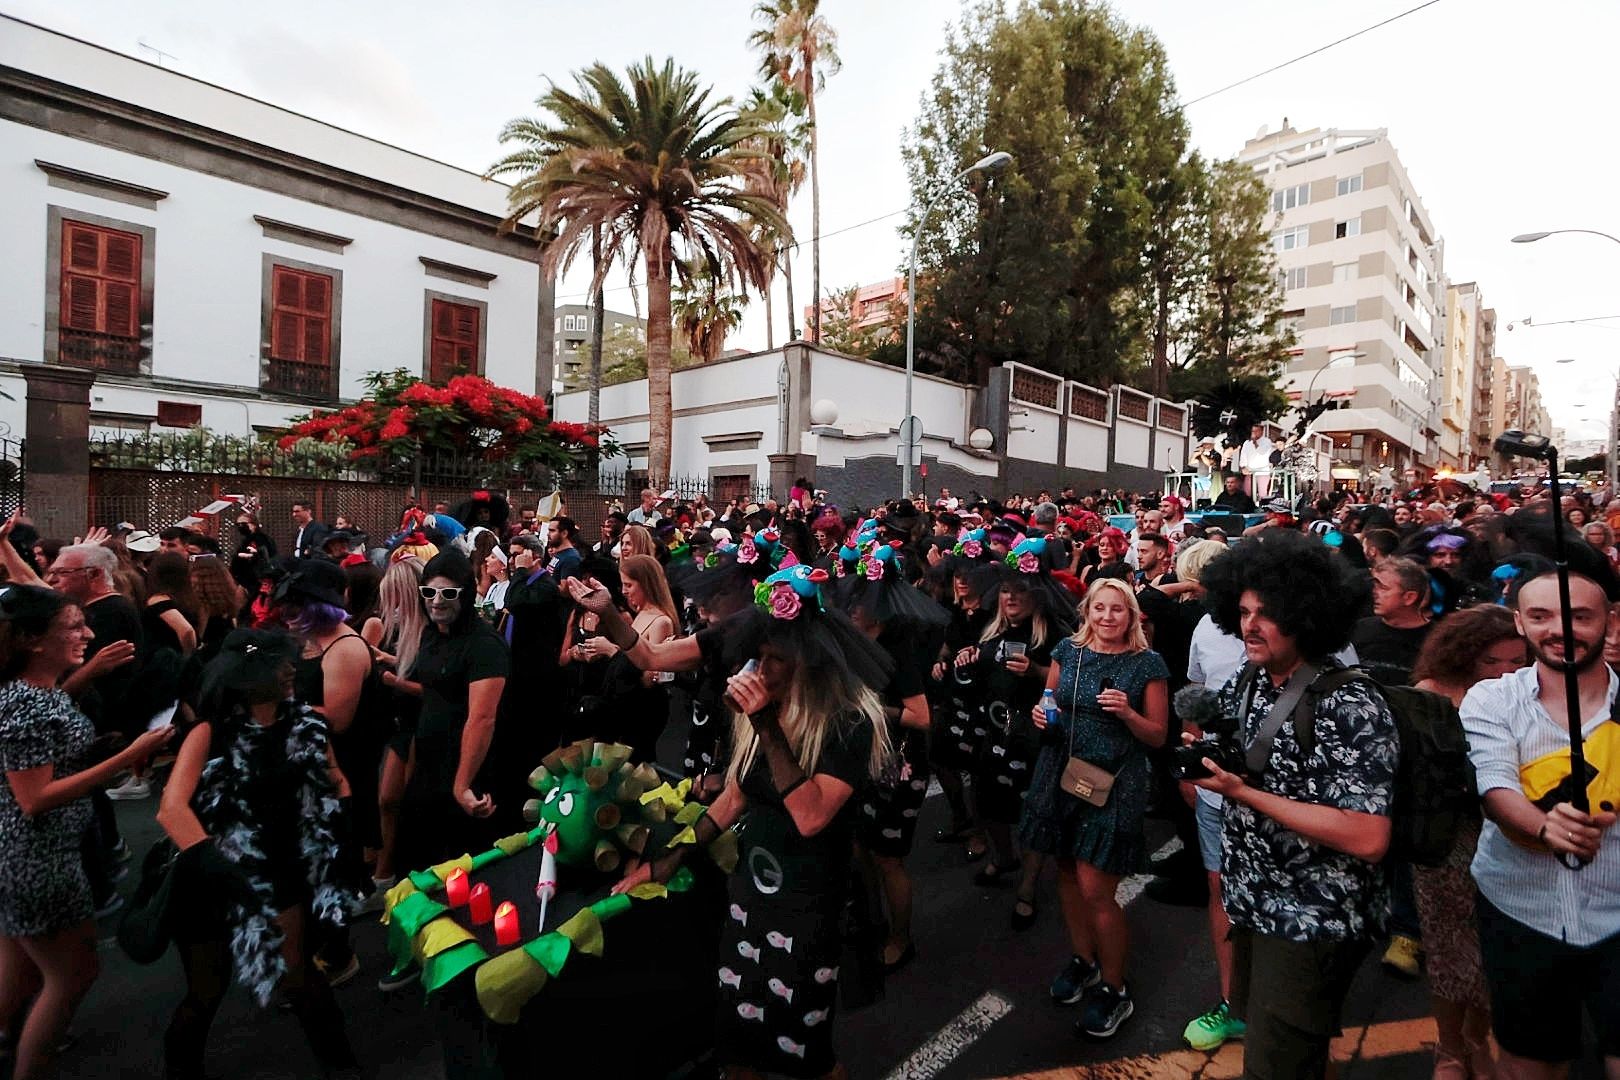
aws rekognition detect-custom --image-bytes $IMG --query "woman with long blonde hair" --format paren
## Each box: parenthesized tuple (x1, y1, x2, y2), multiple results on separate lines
(367, 557, 426, 905)
(613, 564, 892, 1080)
(618, 524, 658, 561)
(1022, 576, 1168, 1041)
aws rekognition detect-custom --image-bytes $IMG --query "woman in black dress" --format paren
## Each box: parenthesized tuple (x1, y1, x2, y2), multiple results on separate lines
(836, 541, 948, 972)
(930, 557, 999, 852)
(959, 540, 1077, 924)
(156, 629, 357, 1079)
(614, 564, 892, 1080)
(395, 551, 508, 869)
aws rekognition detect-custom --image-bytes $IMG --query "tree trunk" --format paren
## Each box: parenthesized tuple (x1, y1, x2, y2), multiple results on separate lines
(807, 87, 822, 344)
(1151, 266, 1170, 398)
(588, 225, 604, 426)
(783, 253, 798, 342)
(645, 245, 675, 486)
(763, 273, 775, 350)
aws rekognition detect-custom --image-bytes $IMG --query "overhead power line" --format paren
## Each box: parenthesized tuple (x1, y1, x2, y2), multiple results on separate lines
(1180, 0, 1444, 107)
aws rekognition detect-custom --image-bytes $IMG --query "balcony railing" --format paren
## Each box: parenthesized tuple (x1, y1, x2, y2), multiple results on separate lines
(60, 330, 143, 375)
(265, 357, 337, 401)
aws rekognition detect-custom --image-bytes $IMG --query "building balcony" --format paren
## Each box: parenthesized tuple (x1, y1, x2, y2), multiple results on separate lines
(59, 330, 143, 375)
(264, 357, 337, 401)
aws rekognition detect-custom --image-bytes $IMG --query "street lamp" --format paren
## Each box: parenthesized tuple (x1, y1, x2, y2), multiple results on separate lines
(1514, 229, 1620, 493)
(902, 150, 1013, 498)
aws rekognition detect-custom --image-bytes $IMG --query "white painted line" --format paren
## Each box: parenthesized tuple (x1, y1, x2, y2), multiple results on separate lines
(1116, 837, 1182, 907)
(884, 990, 1015, 1080)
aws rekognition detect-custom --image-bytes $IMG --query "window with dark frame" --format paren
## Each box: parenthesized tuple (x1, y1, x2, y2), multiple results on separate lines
(267, 264, 334, 398)
(59, 220, 143, 373)
(429, 298, 481, 383)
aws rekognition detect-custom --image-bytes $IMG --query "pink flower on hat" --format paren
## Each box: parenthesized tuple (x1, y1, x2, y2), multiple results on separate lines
(961, 539, 982, 558)
(737, 537, 759, 564)
(1017, 552, 1040, 573)
(769, 583, 802, 620)
(861, 556, 885, 581)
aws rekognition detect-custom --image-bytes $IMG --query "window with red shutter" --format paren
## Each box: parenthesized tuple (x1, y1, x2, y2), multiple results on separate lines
(428, 298, 481, 383)
(267, 264, 336, 398)
(58, 221, 144, 373)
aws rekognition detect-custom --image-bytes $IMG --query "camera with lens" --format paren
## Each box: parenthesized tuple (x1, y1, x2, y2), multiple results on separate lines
(1170, 684, 1248, 781)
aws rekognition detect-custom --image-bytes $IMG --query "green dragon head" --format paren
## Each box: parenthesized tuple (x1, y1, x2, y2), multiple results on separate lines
(521, 739, 663, 871)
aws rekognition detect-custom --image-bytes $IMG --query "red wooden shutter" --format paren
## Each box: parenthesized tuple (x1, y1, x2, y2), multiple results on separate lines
(268, 265, 335, 395)
(58, 221, 143, 370)
(428, 299, 480, 382)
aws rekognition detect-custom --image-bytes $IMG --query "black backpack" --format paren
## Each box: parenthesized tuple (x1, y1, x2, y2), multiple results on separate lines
(1240, 665, 1480, 867)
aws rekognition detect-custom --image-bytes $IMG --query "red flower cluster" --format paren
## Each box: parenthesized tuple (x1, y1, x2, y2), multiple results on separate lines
(279, 371, 608, 473)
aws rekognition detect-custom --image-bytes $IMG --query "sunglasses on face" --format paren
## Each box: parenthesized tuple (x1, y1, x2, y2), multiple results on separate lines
(419, 586, 464, 601)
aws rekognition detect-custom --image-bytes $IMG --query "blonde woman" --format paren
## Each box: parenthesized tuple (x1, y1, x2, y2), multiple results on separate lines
(1022, 577, 1168, 1041)
(613, 565, 892, 1080)
(618, 524, 659, 562)
(367, 557, 426, 907)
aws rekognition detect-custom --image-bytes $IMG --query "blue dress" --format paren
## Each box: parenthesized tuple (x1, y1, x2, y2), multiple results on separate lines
(1017, 641, 1169, 875)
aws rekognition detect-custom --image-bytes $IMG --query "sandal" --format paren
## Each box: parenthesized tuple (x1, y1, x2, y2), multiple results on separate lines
(973, 860, 1019, 887)
(1011, 895, 1038, 931)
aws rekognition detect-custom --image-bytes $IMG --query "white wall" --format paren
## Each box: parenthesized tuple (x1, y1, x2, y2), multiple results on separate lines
(557, 351, 785, 479)
(1, 121, 541, 435)
(807, 352, 972, 445)
(1, 16, 513, 219)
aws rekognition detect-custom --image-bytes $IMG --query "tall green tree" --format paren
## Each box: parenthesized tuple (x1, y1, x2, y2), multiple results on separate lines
(905, 1, 1241, 392)
(489, 58, 784, 483)
(738, 83, 809, 347)
(750, 0, 839, 344)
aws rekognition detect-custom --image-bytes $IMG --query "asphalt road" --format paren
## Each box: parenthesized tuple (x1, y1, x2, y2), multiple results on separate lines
(50, 721, 1604, 1080)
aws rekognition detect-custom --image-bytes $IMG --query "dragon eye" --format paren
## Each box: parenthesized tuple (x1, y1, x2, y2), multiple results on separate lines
(556, 792, 575, 817)
(543, 787, 560, 804)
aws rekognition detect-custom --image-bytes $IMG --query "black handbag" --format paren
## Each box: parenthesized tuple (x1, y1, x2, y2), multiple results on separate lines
(116, 839, 180, 964)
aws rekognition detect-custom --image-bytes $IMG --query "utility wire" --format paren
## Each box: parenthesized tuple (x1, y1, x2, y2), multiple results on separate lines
(552, 0, 1445, 305)
(1181, 0, 1444, 107)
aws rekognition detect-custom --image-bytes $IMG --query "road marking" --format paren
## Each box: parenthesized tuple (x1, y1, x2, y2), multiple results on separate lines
(883, 990, 1015, 1080)
(989, 1016, 1439, 1078)
(1116, 837, 1182, 907)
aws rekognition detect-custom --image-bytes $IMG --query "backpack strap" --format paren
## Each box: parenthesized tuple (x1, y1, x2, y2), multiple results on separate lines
(1290, 668, 1368, 760)
(1244, 662, 1322, 776)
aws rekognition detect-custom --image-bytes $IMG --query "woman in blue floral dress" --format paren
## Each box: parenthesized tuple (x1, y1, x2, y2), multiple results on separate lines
(1019, 578, 1168, 1041)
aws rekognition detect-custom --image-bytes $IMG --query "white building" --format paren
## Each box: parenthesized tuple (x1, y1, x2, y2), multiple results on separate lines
(555, 343, 1197, 508)
(0, 15, 545, 440)
(1239, 124, 1446, 483)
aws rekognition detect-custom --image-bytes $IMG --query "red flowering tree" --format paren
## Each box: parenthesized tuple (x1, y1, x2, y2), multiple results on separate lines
(279, 369, 616, 476)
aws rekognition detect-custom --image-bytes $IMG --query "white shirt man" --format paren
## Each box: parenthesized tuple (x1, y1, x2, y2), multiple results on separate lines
(627, 489, 662, 526)
(1237, 425, 1275, 500)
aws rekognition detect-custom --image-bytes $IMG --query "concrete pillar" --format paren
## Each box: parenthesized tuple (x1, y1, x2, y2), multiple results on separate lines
(23, 365, 95, 538)
(768, 452, 816, 502)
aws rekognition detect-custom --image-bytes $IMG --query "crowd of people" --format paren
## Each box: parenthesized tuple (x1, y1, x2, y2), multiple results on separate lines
(0, 469, 1616, 1080)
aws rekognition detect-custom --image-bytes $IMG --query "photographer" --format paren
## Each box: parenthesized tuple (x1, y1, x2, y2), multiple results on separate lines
(1192, 531, 1398, 1080)
(1460, 557, 1620, 1079)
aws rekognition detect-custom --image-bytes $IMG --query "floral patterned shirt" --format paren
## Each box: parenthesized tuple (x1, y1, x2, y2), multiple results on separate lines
(1217, 662, 1398, 942)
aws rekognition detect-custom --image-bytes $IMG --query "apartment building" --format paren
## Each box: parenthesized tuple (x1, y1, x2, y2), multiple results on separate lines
(0, 15, 546, 439)
(804, 277, 905, 341)
(1489, 358, 1553, 472)
(1442, 281, 1498, 470)
(1239, 124, 1446, 484)
(552, 304, 645, 391)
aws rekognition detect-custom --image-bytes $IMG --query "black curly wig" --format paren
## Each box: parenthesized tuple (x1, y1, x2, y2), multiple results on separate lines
(1201, 530, 1368, 661)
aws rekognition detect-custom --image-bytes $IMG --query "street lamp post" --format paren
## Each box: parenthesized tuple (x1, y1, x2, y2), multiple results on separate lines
(903, 150, 1012, 500)
(1513, 229, 1620, 493)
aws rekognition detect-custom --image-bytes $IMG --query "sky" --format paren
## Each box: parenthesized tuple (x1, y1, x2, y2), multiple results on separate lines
(11, 0, 1619, 439)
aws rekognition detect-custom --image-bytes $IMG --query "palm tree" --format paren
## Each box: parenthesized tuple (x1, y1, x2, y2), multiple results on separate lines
(489, 58, 784, 484)
(749, 0, 840, 344)
(738, 84, 809, 347)
(673, 262, 747, 361)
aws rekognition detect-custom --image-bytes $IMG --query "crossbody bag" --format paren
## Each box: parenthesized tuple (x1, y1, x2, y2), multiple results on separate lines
(1059, 654, 1117, 808)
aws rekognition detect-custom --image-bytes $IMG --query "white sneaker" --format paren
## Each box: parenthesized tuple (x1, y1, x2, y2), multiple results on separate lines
(106, 775, 151, 801)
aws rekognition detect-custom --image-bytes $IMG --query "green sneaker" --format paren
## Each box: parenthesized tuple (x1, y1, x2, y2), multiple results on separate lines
(1183, 999, 1246, 1050)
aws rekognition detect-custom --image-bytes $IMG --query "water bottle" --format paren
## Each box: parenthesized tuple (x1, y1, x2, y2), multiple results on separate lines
(1040, 689, 1058, 728)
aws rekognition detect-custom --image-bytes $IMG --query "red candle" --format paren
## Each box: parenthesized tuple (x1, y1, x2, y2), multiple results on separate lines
(468, 882, 493, 925)
(445, 867, 470, 908)
(493, 901, 520, 947)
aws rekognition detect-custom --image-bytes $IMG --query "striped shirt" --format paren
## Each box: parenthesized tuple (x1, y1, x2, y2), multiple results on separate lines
(1461, 665, 1620, 946)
